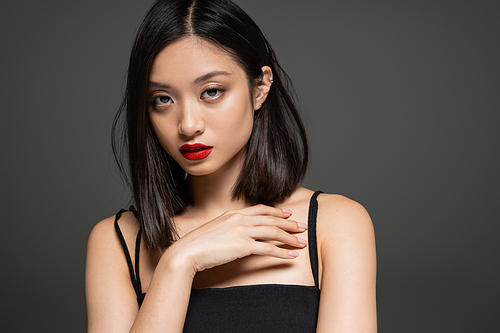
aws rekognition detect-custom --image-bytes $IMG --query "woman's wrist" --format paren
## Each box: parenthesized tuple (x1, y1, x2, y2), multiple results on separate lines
(157, 242, 198, 280)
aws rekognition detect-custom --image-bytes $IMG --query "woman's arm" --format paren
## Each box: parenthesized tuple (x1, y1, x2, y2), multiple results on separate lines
(86, 205, 307, 332)
(316, 195, 377, 332)
(86, 215, 140, 332)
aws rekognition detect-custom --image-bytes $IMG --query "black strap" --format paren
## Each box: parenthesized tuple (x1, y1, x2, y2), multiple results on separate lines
(114, 208, 142, 298)
(308, 191, 323, 288)
(129, 207, 143, 295)
(134, 229, 142, 294)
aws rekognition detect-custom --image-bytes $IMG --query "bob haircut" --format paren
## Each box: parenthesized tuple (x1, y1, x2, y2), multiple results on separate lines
(112, 0, 308, 251)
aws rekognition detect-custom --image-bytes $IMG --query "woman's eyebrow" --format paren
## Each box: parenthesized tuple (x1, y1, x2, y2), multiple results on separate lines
(148, 71, 232, 89)
(149, 81, 171, 89)
(192, 71, 232, 85)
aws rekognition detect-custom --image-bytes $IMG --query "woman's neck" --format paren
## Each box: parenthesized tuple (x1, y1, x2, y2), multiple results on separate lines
(186, 151, 249, 221)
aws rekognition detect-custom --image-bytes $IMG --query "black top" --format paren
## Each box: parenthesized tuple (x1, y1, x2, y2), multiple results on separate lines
(114, 191, 323, 332)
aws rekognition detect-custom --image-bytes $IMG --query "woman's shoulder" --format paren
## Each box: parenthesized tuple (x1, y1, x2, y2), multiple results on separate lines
(87, 209, 140, 257)
(317, 192, 371, 221)
(312, 191, 375, 271)
(288, 187, 374, 242)
(289, 187, 370, 219)
(285, 187, 373, 230)
(316, 192, 373, 237)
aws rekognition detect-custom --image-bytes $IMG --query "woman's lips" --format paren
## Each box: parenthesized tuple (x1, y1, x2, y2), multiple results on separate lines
(179, 143, 213, 161)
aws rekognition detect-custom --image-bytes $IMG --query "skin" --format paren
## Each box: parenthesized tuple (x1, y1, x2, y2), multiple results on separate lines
(86, 36, 377, 332)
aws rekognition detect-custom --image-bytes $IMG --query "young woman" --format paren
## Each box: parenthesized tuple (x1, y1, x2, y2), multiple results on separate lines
(85, 0, 377, 332)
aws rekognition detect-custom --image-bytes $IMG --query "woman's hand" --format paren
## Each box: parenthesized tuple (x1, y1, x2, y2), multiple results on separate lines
(163, 204, 308, 276)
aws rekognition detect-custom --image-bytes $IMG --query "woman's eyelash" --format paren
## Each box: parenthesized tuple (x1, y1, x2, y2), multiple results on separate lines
(202, 87, 225, 99)
(148, 87, 225, 106)
(149, 94, 172, 106)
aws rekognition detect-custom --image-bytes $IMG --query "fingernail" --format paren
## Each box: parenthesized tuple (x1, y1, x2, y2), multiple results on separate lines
(282, 208, 292, 215)
(288, 251, 299, 257)
(298, 222, 308, 229)
(298, 238, 307, 246)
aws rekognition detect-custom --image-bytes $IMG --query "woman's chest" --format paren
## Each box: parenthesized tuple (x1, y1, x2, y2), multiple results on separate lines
(191, 231, 315, 289)
(140, 195, 316, 291)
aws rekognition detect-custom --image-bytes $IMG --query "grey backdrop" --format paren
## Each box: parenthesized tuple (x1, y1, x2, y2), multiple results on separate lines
(1, 0, 499, 332)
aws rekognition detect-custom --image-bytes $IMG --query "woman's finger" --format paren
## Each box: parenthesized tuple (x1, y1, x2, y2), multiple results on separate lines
(249, 241, 301, 259)
(248, 226, 307, 248)
(241, 215, 307, 233)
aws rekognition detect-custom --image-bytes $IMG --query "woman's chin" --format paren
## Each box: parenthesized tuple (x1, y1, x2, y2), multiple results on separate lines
(183, 165, 217, 177)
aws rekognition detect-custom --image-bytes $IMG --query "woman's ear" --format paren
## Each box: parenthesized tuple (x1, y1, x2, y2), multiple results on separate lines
(254, 66, 273, 110)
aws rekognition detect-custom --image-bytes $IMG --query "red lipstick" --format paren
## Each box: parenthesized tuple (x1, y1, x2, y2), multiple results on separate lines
(179, 143, 213, 160)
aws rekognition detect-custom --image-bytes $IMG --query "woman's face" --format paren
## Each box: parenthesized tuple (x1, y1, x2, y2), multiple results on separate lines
(148, 37, 264, 177)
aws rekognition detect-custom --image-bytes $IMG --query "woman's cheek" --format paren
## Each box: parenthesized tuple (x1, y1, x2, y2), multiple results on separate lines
(152, 125, 177, 157)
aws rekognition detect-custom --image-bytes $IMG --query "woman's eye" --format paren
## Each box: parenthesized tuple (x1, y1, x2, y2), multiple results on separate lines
(152, 95, 172, 106)
(202, 88, 224, 99)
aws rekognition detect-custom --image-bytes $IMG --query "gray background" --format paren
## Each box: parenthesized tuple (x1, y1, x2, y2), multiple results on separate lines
(1, 0, 499, 332)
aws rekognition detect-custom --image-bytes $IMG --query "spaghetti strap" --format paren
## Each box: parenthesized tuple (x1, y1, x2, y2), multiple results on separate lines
(307, 190, 323, 288)
(114, 207, 142, 299)
(129, 207, 143, 295)
(134, 230, 142, 294)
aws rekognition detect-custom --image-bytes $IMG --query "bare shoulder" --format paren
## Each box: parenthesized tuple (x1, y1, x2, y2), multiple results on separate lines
(317, 193, 371, 219)
(86, 210, 140, 284)
(88, 210, 139, 247)
(314, 193, 376, 284)
(316, 193, 374, 242)
(284, 188, 374, 244)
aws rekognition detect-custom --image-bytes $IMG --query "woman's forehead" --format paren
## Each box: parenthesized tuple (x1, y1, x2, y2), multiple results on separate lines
(149, 37, 247, 85)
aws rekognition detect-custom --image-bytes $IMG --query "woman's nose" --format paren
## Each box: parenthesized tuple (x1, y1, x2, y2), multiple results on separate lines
(178, 101, 205, 137)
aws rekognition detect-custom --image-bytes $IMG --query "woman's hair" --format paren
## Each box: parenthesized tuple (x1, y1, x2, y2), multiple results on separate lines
(112, 0, 308, 251)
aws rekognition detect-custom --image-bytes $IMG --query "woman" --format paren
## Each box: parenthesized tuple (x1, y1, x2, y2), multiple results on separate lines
(86, 0, 377, 332)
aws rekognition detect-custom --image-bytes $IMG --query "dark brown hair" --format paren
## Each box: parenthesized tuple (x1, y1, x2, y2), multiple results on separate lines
(112, 0, 308, 251)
